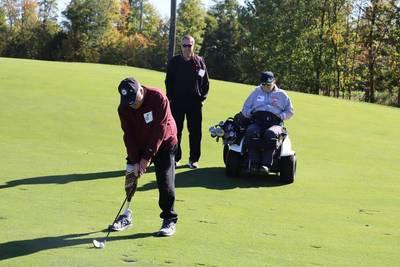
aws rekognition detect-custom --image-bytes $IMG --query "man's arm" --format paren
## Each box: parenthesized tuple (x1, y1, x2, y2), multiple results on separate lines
(118, 106, 139, 164)
(200, 57, 209, 101)
(241, 89, 256, 118)
(279, 94, 294, 121)
(142, 95, 170, 163)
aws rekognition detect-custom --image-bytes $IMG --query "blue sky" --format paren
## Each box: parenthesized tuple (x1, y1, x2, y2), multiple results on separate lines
(56, 0, 245, 18)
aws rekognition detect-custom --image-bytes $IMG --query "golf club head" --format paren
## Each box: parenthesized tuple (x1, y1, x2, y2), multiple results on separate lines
(93, 239, 105, 249)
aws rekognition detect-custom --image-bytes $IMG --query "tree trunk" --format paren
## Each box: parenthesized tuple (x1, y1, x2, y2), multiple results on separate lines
(398, 88, 400, 106)
(349, 5, 362, 100)
(168, 0, 177, 60)
(366, 3, 377, 103)
(315, 0, 328, 95)
(343, 11, 350, 99)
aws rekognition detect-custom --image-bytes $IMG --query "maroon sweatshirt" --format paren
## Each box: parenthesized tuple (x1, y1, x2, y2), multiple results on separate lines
(118, 86, 178, 164)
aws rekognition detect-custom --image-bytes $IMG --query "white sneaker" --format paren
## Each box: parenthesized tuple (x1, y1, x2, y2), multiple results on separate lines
(175, 161, 180, 167)
(188, 161, 199, 169)
(158, 219, 176, 237)
(260, 165, 270, 173)
(109, 209, 132, 231)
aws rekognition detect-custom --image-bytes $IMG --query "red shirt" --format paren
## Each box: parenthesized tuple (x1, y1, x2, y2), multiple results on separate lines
(118, 86, 178, 163)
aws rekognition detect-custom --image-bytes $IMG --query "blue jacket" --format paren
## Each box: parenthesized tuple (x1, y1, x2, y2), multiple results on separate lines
(241, 85, 294, 121)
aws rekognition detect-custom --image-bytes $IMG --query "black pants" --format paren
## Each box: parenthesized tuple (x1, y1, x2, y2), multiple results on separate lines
(153, 146, 178, 222)
(245, 123, 284, 167)
(171, 103, 202, 162)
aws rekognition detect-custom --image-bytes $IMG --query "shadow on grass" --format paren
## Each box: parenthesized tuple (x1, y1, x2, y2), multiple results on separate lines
(0, 231, 155, 261)
(138, 167, 287, 191)
(0, 167, 286, 190)
(0, 167, 158, 190)
(0, 170, 125, 189)
(0, 168, 286, 260)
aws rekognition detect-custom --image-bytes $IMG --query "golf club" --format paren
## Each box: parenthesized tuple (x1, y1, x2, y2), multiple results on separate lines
(92, 184, 136, 249)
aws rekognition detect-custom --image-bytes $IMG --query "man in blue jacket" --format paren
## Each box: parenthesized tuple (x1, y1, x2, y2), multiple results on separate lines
(241, 71, 294, 172)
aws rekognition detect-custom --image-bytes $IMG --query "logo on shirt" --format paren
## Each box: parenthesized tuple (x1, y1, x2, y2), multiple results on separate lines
(144, 111, 153, 124)
(271, 96, 279, 106)
(121, 89, 127, 95)
(256, 96, 265, 102)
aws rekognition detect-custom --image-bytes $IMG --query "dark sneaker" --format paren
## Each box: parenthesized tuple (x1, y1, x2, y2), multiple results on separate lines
(188, 161, 199, 169)
(158, 219, 176, 237)
(109, 209, 132, 231)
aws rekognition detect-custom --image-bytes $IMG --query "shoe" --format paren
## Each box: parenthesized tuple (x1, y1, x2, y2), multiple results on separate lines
(260, 165, 270, 173)
(109, 209, 132, 231)
(158, 219, 176, 237)
(188, 161, 199, 169)
(175, 161, 180, 167)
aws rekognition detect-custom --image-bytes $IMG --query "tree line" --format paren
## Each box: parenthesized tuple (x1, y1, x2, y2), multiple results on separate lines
(1, 0, 399, 106)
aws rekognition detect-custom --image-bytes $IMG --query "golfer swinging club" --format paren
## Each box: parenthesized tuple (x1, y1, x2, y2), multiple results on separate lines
(112, 77, 178, 236)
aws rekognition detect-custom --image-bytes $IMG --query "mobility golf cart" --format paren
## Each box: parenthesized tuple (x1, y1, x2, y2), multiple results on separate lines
(209, 111, 297, 183)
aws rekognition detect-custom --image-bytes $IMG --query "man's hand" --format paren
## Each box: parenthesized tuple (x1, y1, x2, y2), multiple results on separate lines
(126, 163, 140, 176)
(139, 158, 151, 175)
(125, 164, 140, 190)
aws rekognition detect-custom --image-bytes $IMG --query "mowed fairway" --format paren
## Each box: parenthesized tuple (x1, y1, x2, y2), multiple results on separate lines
(0, 57, 399, 266)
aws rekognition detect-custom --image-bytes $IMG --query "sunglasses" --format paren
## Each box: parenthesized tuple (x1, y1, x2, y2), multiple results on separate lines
(182, 44, 193, 48)
(262, 83, 273, 86)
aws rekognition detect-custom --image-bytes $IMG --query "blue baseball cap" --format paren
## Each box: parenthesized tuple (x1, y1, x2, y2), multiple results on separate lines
(118, 77, 139, 106)
(260, 71, 275, 84)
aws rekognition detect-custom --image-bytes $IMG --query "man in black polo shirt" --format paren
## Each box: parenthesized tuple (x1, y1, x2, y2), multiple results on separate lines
(165, 35, 210, 169)
(113, 77, 178, 237)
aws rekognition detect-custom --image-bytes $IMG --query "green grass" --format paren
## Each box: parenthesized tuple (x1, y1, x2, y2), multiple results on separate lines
(0, 57, 399, 266)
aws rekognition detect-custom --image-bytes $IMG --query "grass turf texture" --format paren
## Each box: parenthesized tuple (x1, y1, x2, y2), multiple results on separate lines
(0, 57, 399, 266)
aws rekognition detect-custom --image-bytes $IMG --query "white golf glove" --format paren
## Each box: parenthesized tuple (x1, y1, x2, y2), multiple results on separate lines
(126, 164, 134, 174)
(125, 164, 139, 190)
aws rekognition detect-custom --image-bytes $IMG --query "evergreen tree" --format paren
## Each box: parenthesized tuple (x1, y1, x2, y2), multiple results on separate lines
(201, 0, 241, 81)
(128, 0, 161, 38)
(35, 0, 60, 59)
(176, 0, 206, 53)
(239, 0, 286, 84)
(0, 6, 7, 55)
(358, 0, 394, 103)
(390, 1, 400, 105)
(62, 0, 119, 62)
